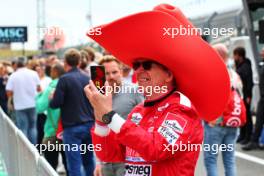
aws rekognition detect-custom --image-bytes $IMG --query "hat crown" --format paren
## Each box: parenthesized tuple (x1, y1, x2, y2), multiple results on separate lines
(153, 4, 195, 29)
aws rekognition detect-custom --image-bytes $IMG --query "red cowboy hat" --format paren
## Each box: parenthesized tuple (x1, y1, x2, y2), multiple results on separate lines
(86, 4, 230, 121)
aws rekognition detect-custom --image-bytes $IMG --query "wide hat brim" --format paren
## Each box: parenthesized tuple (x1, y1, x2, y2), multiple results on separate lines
(87, 4, 230, 121)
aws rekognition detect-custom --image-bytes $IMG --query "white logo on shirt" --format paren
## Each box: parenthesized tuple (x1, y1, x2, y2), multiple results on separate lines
(158, 126, 179, 144)
(163, 120, 184, 134)
(131, 113, 143, 125)
(157, 103, 169, 111)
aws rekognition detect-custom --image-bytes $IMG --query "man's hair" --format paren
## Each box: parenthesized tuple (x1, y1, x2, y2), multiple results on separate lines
(17, 57, 27, 68)
(80, 50, 88, 61)
(83, 46, 95, 61)
(233, 47, 246, 58)
(99, 55, 122, 69)
(64, 48, 81, 67)
(52, 63, 65, 77)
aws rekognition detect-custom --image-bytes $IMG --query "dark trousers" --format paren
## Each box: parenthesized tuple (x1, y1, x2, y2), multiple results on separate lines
(239, 99, 253, 141)
(0, 101, 8, 115)
(44, 145, 68, 175)
(36, 113, 47, 152)
(252, 98, 264, 142)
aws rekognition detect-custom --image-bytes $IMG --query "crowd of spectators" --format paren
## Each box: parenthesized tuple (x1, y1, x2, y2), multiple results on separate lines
(1, 44, 264, 176)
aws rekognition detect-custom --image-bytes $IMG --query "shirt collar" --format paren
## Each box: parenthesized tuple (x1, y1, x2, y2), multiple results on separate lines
(144, 88, 175, 107)
(68, 67, 79, 72)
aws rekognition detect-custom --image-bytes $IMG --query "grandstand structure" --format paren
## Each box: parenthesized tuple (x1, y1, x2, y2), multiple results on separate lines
(190, 7, 245, 42)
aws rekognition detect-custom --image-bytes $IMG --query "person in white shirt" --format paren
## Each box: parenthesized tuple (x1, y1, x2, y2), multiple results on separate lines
(6, 57, 41, 144)
(35, 65, 52, 91)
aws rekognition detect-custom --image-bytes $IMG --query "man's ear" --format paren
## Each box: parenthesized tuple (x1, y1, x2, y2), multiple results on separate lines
(120, 68, 124, 77)
(165, 70, 174, 83)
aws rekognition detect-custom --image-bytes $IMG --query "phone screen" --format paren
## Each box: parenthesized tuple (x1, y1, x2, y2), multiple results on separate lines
(90, 66, 106, 93)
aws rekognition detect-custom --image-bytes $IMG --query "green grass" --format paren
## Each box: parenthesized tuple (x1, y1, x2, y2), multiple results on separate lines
(0, 49, 40, 60)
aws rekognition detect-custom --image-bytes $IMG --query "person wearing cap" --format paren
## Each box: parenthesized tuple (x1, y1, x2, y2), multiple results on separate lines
(84, 4, 230, 176)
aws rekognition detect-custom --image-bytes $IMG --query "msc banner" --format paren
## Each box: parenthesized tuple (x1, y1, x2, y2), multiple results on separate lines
(0, 26, 27, 43)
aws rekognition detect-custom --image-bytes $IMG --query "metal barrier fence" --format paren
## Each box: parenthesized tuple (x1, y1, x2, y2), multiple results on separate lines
(0, 108, 58, 176)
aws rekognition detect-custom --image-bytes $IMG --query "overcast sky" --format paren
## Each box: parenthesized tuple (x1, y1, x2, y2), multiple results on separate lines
(0, 0, 242, 50)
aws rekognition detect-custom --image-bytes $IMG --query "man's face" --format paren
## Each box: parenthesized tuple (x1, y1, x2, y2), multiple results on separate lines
(50, 67, 58, 80)
(233, 54, 240, 63)
(0, 65, 5, 76)
(63, 60, 70, 72)
(103, 61, 122, 87)
(35, 66, 45, 77)
(133, 59, 171, 91)
(87, 54, 93, 64)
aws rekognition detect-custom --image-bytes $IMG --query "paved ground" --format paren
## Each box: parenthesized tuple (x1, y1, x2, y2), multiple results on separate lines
(195, 144, 264, 176)
(2, 144, 262, 176)
(57, 143, 264, 176)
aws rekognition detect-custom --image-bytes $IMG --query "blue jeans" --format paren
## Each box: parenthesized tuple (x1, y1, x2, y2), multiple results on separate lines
(203, 122, 238, 176)
(260, 128, 264, 144)
(63, 122, 95, 176)
(15, 107, 37, 144)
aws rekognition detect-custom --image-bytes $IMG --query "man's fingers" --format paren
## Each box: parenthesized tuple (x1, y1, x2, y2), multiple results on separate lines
(93, 170, 96, 176)
(84, 84, 93, 99)
(104, 81, 112, 96)
(93, 164, 102, 176)
(93, 170, 98, 176)
(104, 80, 109, 87)
(89, 80, 99, 92)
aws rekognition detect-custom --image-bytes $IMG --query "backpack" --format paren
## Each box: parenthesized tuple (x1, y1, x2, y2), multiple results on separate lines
(221, 88, 246, 127)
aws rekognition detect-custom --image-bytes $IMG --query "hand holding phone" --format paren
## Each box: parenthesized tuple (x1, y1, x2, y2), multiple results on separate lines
(90, 66, 106, 93)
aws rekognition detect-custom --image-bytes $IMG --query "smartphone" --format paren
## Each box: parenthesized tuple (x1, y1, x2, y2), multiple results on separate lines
(90, 66, 106, 93)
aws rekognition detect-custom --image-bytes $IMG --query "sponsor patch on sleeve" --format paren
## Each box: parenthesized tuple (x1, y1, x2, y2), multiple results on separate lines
(162, 112, 187, 134)
(158, 126, 179, 144)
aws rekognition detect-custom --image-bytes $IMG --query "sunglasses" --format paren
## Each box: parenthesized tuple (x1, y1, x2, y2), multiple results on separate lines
(132, 61, 156, 71)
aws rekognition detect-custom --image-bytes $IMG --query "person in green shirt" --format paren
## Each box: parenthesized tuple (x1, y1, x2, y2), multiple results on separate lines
(36, 63, 68, 173)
